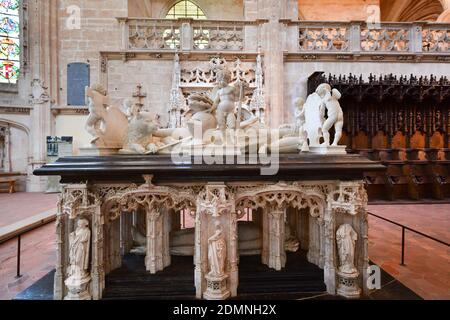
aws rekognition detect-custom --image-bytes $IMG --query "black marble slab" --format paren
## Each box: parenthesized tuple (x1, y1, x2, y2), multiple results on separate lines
(33, 154, 386, 184)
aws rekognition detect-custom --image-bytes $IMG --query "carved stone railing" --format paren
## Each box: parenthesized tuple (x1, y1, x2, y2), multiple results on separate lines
(293, 21, 449, 56)
(117, 18, 259, 52)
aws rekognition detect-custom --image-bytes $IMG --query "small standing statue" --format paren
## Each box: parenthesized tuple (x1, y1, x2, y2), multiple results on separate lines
(317, 84, 344, 147)
(85, 84, 109, 144)
(65, 218, 91, 300)
(212, 69, 239, 144)
(336, 224, 358, 274)
(294, 97, 310, 152)
(208, 220, 227, 277)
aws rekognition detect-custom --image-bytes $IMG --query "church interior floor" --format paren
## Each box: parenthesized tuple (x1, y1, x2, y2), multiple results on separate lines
(0, 192, 57, 228)
(0, 194, 448, 300)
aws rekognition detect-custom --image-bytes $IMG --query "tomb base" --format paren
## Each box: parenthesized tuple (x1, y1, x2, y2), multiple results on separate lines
(64, 276, 91, 300)
(203, 274, 230, 300)
(309, 145, 347, 155)
(337, 271, 361, 299)
(79, 146, 121, 156)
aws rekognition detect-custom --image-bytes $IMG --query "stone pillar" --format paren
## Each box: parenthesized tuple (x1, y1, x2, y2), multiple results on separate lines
(27, 0, 58, 192)
(145, 206, 164, 274)
(358, 201, 370, 296)
(2, 126, 11, 172)
(54, 197, 68, 300)
(323, 206, 337, 295)
(267, 206, 286, 270)
(258, 0, 298, 128)
(163, 209, 171, 269)
(195, 184, 237, 300)
(91, 202, 105, 300)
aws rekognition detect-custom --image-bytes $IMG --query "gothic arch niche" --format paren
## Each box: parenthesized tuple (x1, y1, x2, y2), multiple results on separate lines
(0, 118, 30, 190)
(235, 187, 327, 270)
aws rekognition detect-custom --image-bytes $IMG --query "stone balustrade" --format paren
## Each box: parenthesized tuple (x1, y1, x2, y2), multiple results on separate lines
(117, 18, 259, 52)
(293, 21, 449, 55)
(117, 18, 449, 59)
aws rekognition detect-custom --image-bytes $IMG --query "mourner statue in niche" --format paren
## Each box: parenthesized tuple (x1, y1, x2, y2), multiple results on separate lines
(208, 221, 227, 277)
(67, 219, 91, 280)
(336, 224, 358, 274)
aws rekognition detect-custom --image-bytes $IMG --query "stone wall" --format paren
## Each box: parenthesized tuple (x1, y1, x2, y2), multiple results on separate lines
(128, 0, 245, 20)
(298, 0, 380, 21)
(107, 59, 174, 126)
(58, 0, 127, 107)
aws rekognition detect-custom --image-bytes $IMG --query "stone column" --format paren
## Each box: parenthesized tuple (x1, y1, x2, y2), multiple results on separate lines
(323, 206, 337, 295)
(27, 0, 58, 192)
(91, 202, 105, 300)
(195, 184, 237, 300)
(3, 127, 11, 172)
(258, 0, 298, 128)
(145, 206, 165, 274)
(54, 197, 68, 300)
(267, 206, 286, 271)
(162, 209, 171, 269)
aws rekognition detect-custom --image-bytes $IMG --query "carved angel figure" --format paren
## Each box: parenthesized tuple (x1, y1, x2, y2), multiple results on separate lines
(212, 69, 239, 144)
(336, 224, 358, 274)
(120, 111, 160, 154)
(208, 221, 227, 277)
(317, 84, 344, 146)
(67, 219, 91, 280)
(85, 84, 109, 144)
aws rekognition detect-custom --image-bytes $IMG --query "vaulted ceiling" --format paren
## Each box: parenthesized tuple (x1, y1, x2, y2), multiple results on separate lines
(380, 0, 444, 21)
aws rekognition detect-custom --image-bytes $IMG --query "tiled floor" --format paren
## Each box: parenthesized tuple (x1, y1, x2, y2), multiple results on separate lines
(0, 193, 448, 300)
(367, 204, 450, 300)
(0, 223, 56, 300)
(0, 193, 58, 228)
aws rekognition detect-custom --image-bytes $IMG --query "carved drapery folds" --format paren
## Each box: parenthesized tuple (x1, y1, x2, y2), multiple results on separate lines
(55, 184, 101, 300)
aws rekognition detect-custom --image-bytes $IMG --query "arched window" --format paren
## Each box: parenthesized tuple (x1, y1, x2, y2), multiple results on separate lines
(0, 0, 20, 84)
(166, 0, 206, 19)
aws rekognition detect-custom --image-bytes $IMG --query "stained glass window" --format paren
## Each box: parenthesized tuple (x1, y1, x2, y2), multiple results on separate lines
(166, 1, 206, 19)
(0, 0, 20, 84)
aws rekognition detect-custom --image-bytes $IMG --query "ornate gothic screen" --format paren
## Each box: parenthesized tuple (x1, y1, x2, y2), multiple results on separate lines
(0, 0, 20, 84)
(166, 1, 206, 19)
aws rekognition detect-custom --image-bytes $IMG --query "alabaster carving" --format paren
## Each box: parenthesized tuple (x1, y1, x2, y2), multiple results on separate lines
(30, 78, 50, 105)
(208, 220, 227, 277)
(212, 69, 240, 144)
(295, 98, 310, 152)
(64, 218, 91, 300)
(317, 84, 344, 147)
(85, 84, 109, 143)
(85, 84, 128, 149)
(67, 219, 91, 279)
(336, 224, 358, 275)
(120, 111, 160, 154)
(267, 97, 309, 154)
(54, 179, 368, 301)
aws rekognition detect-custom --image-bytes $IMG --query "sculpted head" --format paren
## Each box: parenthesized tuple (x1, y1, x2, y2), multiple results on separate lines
(295, 97, 305, 110)
(77, 218, 89, 229)
(216, 69, 232, 88)
(316, 83, 332, 98)
(91, 84, 107, 96)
